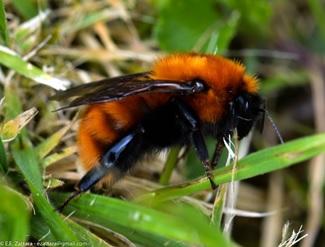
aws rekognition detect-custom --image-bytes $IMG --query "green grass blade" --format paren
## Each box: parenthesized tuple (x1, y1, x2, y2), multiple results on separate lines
(11, 138, 43, 191)
(31, 215, 113, 247)
(0, 45, 69, 90)
(211, 184, 227, 228)
(308, 0, 325, 43)
(36, 125, 70, 159)
(51, 193, 188, 247)
(206, 11, 239, 54)
(76, 218, 188, 247)
(0, 185, 30, 241)
(5, 83, 77, 241)
(159, 146, 181, 185)
(0, 0, 9, 45)
(51, 192, 233, 247)
(0, 138, 8, 173)
(3, 85, 23, 120)
(42, 146, 77, 168)
(137, 133, 325, 203)
(31, 215, 56, 242)
(11, 137, 79, 241)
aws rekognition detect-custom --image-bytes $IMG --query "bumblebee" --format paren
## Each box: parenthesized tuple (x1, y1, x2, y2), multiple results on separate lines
(53, 53, 263, 207)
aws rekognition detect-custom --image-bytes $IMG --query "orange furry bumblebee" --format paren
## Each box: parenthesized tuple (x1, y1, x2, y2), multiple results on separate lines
(53, 53, 263, 206)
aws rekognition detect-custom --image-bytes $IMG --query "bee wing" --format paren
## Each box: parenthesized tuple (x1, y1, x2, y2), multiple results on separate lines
(51, 72, 149, 100)
(51, 72, 205, 110)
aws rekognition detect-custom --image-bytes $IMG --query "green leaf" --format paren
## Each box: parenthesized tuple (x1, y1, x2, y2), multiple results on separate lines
(0, 185, 30, 241)
(219, 0, 271, 37)
(0, 45, 70, 90)
(51, 193, 233, 247)
(0, 0, 9, 45)
(11, 0, 38, 20)
(154, 0, 219, 52)
(138, 133, 325, 203)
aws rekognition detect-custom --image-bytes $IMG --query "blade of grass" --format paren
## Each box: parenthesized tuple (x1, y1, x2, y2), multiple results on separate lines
(136, 133, 325, 203)
(159, 146, 181, 185)
(0, 184, 30, 241)
(211, 184, 227, 228)
(308, 0, 325, 43)
(31, 215, 113, 246)
(0, 138, 8, 173)
(51, 193, 188, 247)
(43, 146, 77, 168)
(36, 125, 70, 159)
(51, 192, 233, 247)
(11, 136, 79, 241)
(0, 0, 9, 45)
(0, 45, 69, 90)
(74, 217, 185, 247)
(207, 11, 239, 54)
(11, 137, 43, 191)
(4, 85, 22, 120)
(5, 90, 78, 241)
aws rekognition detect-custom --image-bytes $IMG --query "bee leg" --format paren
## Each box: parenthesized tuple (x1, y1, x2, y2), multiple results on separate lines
(191, 131, 217, 190)
(211, 141, 224, 168)
(58, 131, 140, 211)
(56, 190, 82, 212)
(174, 100, 217, 190)
(78, 132, 138, 192)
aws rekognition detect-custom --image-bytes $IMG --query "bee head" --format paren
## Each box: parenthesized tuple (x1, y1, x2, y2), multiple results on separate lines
(229, 92, 264, 139)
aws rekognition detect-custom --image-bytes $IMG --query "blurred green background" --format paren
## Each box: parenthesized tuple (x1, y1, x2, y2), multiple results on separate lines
(0, 0, 324, 246)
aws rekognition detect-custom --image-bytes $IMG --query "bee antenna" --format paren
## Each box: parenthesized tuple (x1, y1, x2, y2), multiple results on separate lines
(264, 110, 284, 144)
(55, 190, 81, 212)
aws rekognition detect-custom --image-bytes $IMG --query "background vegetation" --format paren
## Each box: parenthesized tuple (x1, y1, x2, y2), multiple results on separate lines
(0, 0, 324, 246)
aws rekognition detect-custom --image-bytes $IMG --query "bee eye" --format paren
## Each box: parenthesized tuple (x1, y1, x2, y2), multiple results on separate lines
(193, 79, 206, 91)
(230, 92, 263, 139)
